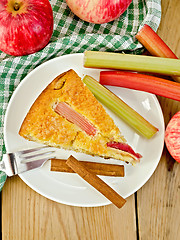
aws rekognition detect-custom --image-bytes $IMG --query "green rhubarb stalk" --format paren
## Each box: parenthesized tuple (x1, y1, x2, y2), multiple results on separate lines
(84, 51, 180, 76)
(83, 75, 158, 139)
(135, 24, 180, 83)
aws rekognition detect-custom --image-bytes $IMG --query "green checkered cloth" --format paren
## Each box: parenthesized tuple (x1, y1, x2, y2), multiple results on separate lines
(0, 0, 161, 190)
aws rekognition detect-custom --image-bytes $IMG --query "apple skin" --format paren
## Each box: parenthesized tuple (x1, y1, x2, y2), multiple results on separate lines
(66, 0, 132, 24)
(165, 111, 180, 163)
(0, 0, 54, 56)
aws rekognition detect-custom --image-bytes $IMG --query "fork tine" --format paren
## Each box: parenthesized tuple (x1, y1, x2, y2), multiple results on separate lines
(18, 157, 55, 174)
(20, 150, 55, 161)
(18, 146, 49, 155)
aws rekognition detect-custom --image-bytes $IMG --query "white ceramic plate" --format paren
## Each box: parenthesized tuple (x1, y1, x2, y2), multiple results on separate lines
(4, 53, 165, 207)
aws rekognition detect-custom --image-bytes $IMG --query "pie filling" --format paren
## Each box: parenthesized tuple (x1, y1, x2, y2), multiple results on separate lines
(54, 102, 97, 136)
(107, 141, 142, 161)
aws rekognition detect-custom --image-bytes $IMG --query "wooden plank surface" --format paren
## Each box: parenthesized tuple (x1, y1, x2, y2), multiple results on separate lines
(2, 176, 137, 240)
(137, 0, 180, 239)
(1, 0, 180, 239)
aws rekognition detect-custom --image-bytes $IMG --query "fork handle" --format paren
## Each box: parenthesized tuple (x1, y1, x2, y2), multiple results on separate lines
(1, 154, 17, 176)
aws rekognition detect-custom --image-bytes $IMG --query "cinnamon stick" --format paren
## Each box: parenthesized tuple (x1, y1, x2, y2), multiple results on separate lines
(66, 156, 126, 208)
(51, 158, 124, 177)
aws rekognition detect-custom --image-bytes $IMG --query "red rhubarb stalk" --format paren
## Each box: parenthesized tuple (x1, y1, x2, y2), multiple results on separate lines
(136, 24, 180, 82)
(55, 102, 97, 136)
(100, 71, 180, 101)
(136, 24, 178, 59)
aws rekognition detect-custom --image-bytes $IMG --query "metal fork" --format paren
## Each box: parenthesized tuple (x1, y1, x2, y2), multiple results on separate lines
(0, 146, 56, 176)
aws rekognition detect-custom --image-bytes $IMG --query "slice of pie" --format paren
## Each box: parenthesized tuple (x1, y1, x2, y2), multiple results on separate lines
(19, 69, 141, 165)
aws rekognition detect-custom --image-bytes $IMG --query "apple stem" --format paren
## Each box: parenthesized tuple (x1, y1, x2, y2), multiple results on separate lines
(14, 2, 20, 11)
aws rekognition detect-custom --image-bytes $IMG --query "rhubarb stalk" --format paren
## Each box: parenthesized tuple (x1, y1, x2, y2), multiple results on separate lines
(135, 24, 180, 82)
(54, 102, 97, 135)
(84, 51, 180, 76)
(100, 71, 180, 101)
(82, 75, 158, 139)
(136, 24, 178, 59)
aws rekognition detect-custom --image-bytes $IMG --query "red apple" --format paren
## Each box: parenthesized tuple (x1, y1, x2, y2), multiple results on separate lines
(0, 0, 53, 56)
(165, 111, 180, 163)
(66, 0, 132, 24)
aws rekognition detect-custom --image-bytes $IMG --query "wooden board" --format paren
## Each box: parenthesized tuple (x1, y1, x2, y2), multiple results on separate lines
(137, 0, 180, 239)
(2, 176, 137, 240)
(1, 0, 180, 239)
